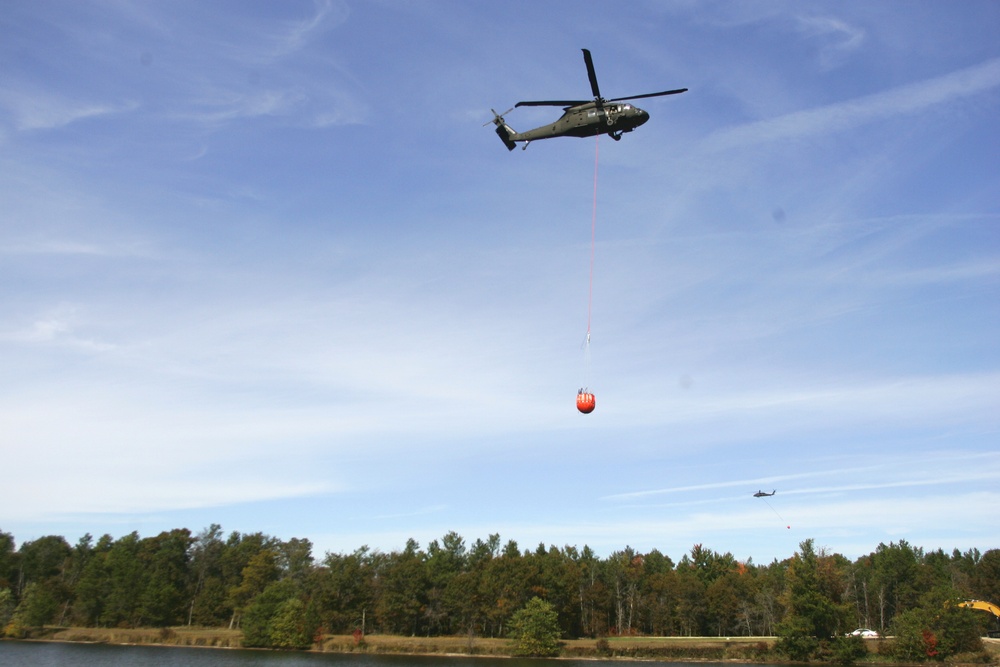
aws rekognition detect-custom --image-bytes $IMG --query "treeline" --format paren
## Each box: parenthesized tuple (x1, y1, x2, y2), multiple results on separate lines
(1, 526, 998, 657)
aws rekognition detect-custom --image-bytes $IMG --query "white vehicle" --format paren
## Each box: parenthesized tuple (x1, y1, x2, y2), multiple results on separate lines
(848, 628, 879, 638)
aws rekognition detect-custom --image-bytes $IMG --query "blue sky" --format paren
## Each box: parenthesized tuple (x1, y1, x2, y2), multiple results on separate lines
(2, 1, 998, 564)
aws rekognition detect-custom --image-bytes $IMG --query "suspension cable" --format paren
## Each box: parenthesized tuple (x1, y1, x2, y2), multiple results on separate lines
(587, 134, 599, 341)
(578, 134, 600, 412)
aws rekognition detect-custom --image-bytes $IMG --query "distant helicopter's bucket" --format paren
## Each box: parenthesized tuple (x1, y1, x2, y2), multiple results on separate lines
(577, 390, 596, 414)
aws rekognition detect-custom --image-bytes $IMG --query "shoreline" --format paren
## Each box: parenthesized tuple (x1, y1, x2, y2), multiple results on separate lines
(6, 629, 779, 661)
(8, 627, 1000, 664)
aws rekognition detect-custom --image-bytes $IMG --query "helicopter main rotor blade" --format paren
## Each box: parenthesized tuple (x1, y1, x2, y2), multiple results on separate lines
(582, 48, 601, 100)
(515, 100, 589, 108)
(607, 88, 688, 103)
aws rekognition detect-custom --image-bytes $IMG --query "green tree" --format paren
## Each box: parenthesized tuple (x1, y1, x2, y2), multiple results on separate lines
(375, 539, 427, 635)
(243, 579, 302, 648)
(706, 571, 743, 636)
(278, 538, 314, 585)
(15, 535, 71, 595)
(831, 634, 869, 665)
(642, 565, 679, 636)
(688, 544, 737, 587)
(101, 532, 144, 627)
(574, 545, 610, 637)
(219, 531, 282, 628)
(674, 560, 707, 636)
(71, 534, 112, 626)
(755, 559, 787, 636)
(468, 534, 500, 567)
(527, 544, 581, 638)
(777, 614, 820, 661)
(187, 524, 228, 626)
(480, 543, 530, 637)
(424, 531, 467, 634)
(268, 597, 311, 649)
(508, 596, 561, 657)
(14, 535, 72, 621)
(12, 581, 58, 628)
(870, 540, 921, 631)
(444, 568, 483, 640)
(605, 547, 643, 635)
(320, 546, 375, 633)
(776, 540, 849, 661)
(0, 588, 15, 630)
(783, 539, 847, 637)
(972, 549, 1000, 604)
(890, 591, 983, 661)
(0, 530, 16, 590)
(138, 529, 192, 626)
(228, 548, 280, 629)
(60, 534, 95, 625)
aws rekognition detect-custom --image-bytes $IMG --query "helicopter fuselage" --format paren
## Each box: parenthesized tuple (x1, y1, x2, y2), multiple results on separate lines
(513, 101, 649, 143)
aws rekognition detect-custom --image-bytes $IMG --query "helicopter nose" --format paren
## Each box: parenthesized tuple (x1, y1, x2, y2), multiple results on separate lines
(635, 108, 649, 125)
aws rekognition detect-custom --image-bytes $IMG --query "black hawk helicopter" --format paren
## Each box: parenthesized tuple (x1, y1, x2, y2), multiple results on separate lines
(753, 490, 776, 497)
(487, 48, 686, 151)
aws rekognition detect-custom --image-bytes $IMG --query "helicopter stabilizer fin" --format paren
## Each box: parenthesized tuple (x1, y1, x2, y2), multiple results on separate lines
(495, 123, 516, 151)
(486, 109, 517, 151)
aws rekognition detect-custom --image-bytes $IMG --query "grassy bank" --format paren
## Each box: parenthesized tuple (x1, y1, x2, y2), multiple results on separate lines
(29, 626, 772, 657)
(19, 627, 1000, 663)
(318, 633, 776, 660)
(43, 626, 243, 649)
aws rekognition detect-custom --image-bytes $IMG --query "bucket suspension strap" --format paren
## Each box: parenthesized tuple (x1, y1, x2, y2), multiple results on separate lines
(578, 134, 599, 413)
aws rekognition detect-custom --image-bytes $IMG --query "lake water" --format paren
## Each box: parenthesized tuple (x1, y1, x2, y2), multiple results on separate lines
(0, 642, 727, 667)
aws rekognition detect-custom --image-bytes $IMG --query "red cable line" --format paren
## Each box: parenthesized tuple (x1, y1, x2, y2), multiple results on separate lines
(588, 134, 599, 339)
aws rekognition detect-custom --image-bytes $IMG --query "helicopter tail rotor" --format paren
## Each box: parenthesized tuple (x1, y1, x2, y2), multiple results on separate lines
(485, 108, 517, 151)
(482, 107, 514, 127)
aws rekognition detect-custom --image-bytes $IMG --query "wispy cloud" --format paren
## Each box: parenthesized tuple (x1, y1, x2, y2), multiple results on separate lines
(0, 87, 137, 131)
(269, 0, 349, 60)
(603, 468, 853, 501)
(2, 474, 334, 521)
(794, 15, 866, 69)
(603, 452, 1000, 503)
(306, 489, 999, 560)
(371, 505, 449, 522)
(588, 491, 1000, 555)
(0, 2, 365, 136)
(702, 57, 1000, 152)
(176, 89, 309, 125)
(2, 304, 117, 352)
(0, 239, 153, 258)
(607, 372, 1000, 435)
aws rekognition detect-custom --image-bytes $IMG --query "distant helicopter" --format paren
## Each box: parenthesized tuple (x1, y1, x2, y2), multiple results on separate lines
(753, 490, 776, 497)
(486, 49, 687, 151)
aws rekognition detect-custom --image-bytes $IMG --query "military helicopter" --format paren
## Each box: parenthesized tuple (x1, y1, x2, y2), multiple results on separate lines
(487, 48, 686, 151)
(753, 490, 776, 497)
